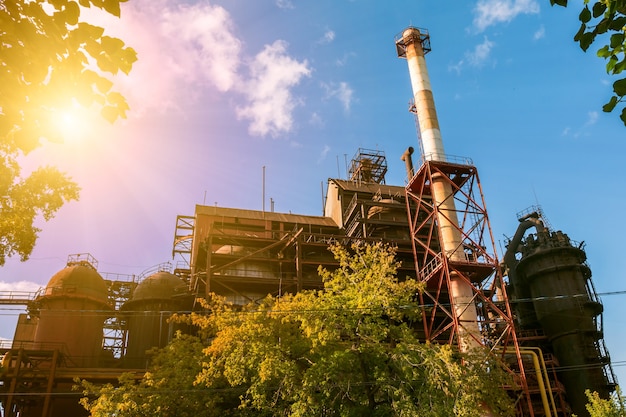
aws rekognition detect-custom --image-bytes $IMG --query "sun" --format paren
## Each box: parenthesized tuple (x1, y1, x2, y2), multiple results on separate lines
(52, 103, 94, 143)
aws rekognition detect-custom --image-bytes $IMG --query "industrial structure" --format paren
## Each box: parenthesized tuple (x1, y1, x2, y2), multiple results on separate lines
(0, 27, 618, 417)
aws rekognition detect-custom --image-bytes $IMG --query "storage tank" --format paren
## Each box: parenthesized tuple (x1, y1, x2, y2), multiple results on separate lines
(122, 271, 189, 367)
(33, 259, 111, 367)
(515, 229, 613, 417)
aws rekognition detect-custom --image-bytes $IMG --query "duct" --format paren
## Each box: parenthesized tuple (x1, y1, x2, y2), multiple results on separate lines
(501, 213, 545, 328)
(502, 212, 545, 272)
(401, 146, 415, 180)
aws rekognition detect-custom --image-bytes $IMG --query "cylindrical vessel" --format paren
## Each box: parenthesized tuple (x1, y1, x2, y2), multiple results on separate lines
(122, 271, 189, 367)
(516, 230, 610, 417)
(34, 264, 111, 367)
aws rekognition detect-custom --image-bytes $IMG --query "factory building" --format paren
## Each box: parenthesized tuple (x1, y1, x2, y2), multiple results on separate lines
(0, 27, 618, 417)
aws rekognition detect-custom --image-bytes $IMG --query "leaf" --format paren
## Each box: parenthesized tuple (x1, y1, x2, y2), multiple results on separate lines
(551, 0, 568, 6)
(615, 58, 626, 74)
(574, 22, 586, 42)
(597, 45, 612, 58)
(613, 78, 626, 96)
(592, 1, 607, 18)
(603, 95, 618, 112)
(579, 32, 595, 51)
(610, 33, 625, 48)
(579, 5, 592, 23)
(100, 35, 124, 54)
(620, 107, 626, 126)
(607, 54, 618, 73)
(65, 1, 80, 26)
(102, 0, 121, 17)
(77, 22, 104, 40)
(100, 105, 118, 123)
(608, 16, 626, 30)
(596, 17, 610, 34)
(95, 75, 113, 94)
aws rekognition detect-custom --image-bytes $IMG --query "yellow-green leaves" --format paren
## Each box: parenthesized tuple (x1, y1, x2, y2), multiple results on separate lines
(0, 0, 135, 264)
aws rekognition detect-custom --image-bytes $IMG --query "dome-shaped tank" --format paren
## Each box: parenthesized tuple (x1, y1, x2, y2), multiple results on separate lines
(33, 263, 112, 367)
(122, 271, 189, 367)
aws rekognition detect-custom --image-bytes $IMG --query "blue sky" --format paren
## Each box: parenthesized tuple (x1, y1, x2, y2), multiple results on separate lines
(3, 0, 626, 383)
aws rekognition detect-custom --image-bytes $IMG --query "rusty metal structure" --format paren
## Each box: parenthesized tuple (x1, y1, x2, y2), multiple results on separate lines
(0, 26, 617, 417)
(394, 26, 617, 417)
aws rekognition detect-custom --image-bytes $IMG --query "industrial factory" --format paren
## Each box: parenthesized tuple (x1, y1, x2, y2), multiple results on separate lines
(0, 27, 618, 417)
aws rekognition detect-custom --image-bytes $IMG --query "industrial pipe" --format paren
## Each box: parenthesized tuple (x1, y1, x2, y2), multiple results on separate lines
(523, 346, 558, 417)
(401, 146, 415, 180)
(496, 347, 555, 417)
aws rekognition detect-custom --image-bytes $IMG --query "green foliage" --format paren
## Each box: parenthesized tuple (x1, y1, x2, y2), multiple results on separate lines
(571, 388, 626, 417)
(0, 0, 135, 264)
(551, 0, 626, 126)
(81, 243, 516, 417)
(0, 158, 79, 265)
(79, 334, 235, 417)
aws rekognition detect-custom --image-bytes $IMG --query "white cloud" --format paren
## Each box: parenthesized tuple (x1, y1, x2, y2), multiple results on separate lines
(585, 111, 599, 126)
(449, 60, 465, 75)
(86, 0, 241, 114)
(467, 37, 495, 67)
(322, 81, 354, 112)
(276, 0, 294, 9)
(318, 30, 335, 44)
(473, 0, 540, 32)
(0, 281, 42, 293)
(160, 3, 242, 93)
(89, 0, 312, 137)
(318, 145, 331, 163)
(533, 25, 545, 40)
(449, 37, 495, 73)
(309, 112, 325, 127)
(236, 41, 311, 137)
(336, 52, 356, 67)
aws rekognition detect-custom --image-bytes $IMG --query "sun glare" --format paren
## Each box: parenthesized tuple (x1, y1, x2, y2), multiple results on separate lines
(52, 103, 95, 144)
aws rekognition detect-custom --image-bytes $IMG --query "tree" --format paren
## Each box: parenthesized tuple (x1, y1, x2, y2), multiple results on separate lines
(551, 0, 626, 126)
(79, 334, 235, 417)
(0, 0, 136, 265)
(81, 243, 515, 417)
(574, 388, 626, 417)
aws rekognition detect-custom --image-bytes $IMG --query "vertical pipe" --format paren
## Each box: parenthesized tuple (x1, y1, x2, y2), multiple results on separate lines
(398, 27, 480, 351)
(401, 146, 415, 180)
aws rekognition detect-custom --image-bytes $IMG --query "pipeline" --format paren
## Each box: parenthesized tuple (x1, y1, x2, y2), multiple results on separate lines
(401, 146, 415, 180)
(496, 347, 556, 417)
(502, 212, 545, 273)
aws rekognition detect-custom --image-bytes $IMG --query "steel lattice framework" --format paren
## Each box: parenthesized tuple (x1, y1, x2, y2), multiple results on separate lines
(406, 158, 534, 415)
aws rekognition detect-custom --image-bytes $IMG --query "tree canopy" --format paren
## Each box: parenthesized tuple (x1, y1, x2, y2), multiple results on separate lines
(551, 0, 626, 126)
(570, 388, 626, 417)
(0, 0, 136, 264)
(80, 243, 515, 417)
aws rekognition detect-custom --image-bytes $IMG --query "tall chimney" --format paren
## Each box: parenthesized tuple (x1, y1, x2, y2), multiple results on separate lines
(396, 27, 480, 351)
(396, 27, 445, 162)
